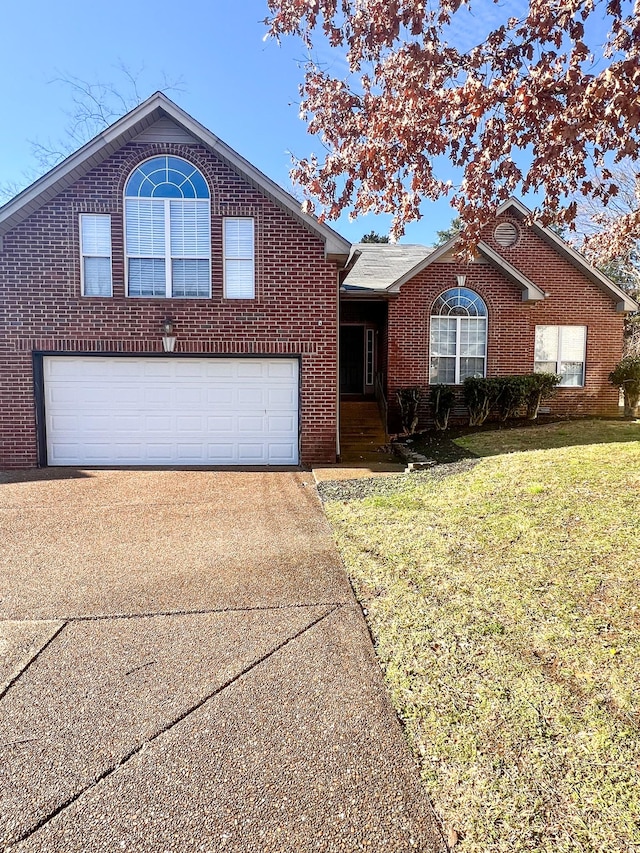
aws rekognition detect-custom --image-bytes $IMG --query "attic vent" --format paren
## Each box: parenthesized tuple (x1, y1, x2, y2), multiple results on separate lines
(494, 222, 519, 247)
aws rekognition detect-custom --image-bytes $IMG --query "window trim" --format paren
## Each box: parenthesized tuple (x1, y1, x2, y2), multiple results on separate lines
(79, 213, 113, 298)
(123, 156, 211, 300)
(429, 288, 488, 385)
(223, 216, 255, 300)
(534, 325, 587, 387)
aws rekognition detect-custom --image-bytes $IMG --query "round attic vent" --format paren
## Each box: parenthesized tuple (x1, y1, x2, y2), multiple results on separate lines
(494, 222, 519, 247)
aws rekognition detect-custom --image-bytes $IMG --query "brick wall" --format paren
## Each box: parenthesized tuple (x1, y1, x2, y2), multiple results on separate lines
(386, 215, 625, 431)
(0, 141, 339, 467)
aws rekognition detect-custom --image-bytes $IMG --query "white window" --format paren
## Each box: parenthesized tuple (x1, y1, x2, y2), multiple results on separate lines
(80, 214, 112, 297)
(430, 288, 487, 384)
(535, 325, 587, 387)
(224, 218, 255, 298)
(124, 156, 211, 298)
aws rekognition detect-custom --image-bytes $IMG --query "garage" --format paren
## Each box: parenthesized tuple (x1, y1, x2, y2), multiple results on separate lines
(41, 356, 299, 466)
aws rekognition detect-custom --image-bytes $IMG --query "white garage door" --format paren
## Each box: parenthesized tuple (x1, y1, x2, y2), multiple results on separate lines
(43, 356, 299, 466)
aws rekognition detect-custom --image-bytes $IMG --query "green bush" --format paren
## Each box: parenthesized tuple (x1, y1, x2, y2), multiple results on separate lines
(429, 385, 456, 430)
(396, 386, 422, 434)
(494, 375, 530, 421)
(463, 377, 500, 426)
(609, 356, 640, 417)
(523, 373, 561, 419)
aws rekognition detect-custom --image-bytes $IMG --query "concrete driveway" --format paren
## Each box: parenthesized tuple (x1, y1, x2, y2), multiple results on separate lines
(0, 469, 444, 852)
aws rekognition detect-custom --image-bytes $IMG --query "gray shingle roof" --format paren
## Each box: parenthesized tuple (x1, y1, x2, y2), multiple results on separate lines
(342, 243, 434, 292)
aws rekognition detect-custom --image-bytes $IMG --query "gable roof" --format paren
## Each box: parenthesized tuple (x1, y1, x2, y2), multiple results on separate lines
(342, 198, 638, 312)
(0, 92, 351, 263)
(497, 198, 637, 313)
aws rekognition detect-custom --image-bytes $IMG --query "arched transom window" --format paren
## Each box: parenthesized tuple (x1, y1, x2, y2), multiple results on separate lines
(429, 287, 488, 384)
(124, 156, 211, 298)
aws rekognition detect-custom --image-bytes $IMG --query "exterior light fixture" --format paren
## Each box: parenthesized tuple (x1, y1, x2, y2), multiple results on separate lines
(161, 318, 177, 352)
(456, 274, 466, 288)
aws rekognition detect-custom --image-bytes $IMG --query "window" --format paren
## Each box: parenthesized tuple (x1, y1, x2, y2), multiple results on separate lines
(535, 325, 586, 386)
(430, 288, 487, 384)
(224, 218, 255, 298)
(80, 214, 112, 296)
(124, 156, 210, 298)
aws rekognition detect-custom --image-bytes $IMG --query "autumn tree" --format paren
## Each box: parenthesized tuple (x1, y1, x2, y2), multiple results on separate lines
(265, 0, 640, 254)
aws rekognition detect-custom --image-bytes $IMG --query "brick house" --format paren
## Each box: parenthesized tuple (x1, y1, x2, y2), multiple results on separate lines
(341, 204, 637, 433)
(0, 94, 635, 469)
(0, 93, 350, 468)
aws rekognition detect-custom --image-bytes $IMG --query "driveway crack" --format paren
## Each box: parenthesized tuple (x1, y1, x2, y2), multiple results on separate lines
(0, 621, 67, 702)
(5, 604, 341, 850)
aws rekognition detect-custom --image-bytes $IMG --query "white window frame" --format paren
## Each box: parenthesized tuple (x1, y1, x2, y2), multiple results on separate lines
(429, 288, 488, 385)
(223, 217, 255, 299)
(535, 325, 587, 387)
(123, 157, 211, 300)
(430, 316, 488, 384)
(80, 214, 112, 297)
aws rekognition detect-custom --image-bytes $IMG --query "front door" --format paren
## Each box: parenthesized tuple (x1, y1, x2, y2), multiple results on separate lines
(340, 325, 365, 394)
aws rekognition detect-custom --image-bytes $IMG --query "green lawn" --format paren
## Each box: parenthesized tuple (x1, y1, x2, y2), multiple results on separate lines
(323, 420, 640, 852)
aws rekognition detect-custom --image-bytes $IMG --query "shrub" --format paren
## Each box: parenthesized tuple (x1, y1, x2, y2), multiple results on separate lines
(463, 377, 500, 426)
(523, 373, 561, 419)
(396, 386, 422, 434)
(609, 356, 640, 417)
(430, 385, 456, 430)
(494, 375, 529, 421)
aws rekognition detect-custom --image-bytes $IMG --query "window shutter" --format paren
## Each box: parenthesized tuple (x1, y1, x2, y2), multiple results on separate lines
(80, 214, 112, 297)
(224, 218, 255, 299)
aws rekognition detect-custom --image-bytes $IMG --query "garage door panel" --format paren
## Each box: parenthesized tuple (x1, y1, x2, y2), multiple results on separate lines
(268, 387, 297, 407)
(237, 388, 264, 405)
(43, 357, 299, 466)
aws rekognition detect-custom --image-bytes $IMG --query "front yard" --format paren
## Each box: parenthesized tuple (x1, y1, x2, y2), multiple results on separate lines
(322, 420, 640, 852)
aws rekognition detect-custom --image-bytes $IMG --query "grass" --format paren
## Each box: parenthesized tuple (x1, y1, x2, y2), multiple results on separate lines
(410, 417, 640, 464)
(324, 420, 640, 852)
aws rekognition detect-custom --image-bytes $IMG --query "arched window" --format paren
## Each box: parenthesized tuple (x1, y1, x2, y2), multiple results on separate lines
(429, 287, 487, 384)
(124, 156, 210, 298)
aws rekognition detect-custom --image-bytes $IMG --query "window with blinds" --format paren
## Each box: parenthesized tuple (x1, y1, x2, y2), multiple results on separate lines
(224, 218, 255, 299)
(429, 287, 488, 384)
(534, 325, 587, 386)
(124, 156, 211, 298)
(80, 214, 112, 297)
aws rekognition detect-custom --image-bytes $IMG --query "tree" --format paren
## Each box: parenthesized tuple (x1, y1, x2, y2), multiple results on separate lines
(434, 216, 463, 246)
(265, 1, 640, 251)
(360, 230, 389, 243)
(0, 66, 184, 204)
(573, 161, 640, 353)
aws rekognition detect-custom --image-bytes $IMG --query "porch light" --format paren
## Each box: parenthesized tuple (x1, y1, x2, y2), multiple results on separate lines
(456, 274, 466, 288)
(161, 318, 177, 352)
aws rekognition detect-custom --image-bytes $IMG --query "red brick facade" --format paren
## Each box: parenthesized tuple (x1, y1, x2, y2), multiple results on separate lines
(0, 141, 340, 468)
(385, 215, 625, 432)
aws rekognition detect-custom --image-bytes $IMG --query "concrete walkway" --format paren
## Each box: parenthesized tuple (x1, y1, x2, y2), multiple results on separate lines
(0, 470, 444, 852)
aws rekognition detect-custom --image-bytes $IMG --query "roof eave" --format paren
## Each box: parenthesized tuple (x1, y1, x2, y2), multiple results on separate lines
(0, 92, 352, 263)
(386, 238, 456, 292)
(497, 198, 638, 313)
(477, 241, 546, 303)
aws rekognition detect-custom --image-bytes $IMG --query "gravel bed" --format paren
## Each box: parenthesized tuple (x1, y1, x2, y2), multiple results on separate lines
(317, 458, 481, 502)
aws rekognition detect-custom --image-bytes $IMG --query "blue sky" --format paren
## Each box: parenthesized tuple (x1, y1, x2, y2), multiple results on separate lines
(0, 0, 569, 244)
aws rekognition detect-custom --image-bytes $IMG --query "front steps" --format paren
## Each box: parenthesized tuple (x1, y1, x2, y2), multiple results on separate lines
(339, 400, 395, 463)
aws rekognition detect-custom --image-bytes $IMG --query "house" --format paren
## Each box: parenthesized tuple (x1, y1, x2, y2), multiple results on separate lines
(0, 93, 350, 468)
(341, 206, 637, 433)
(0, 94, 635, 469)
